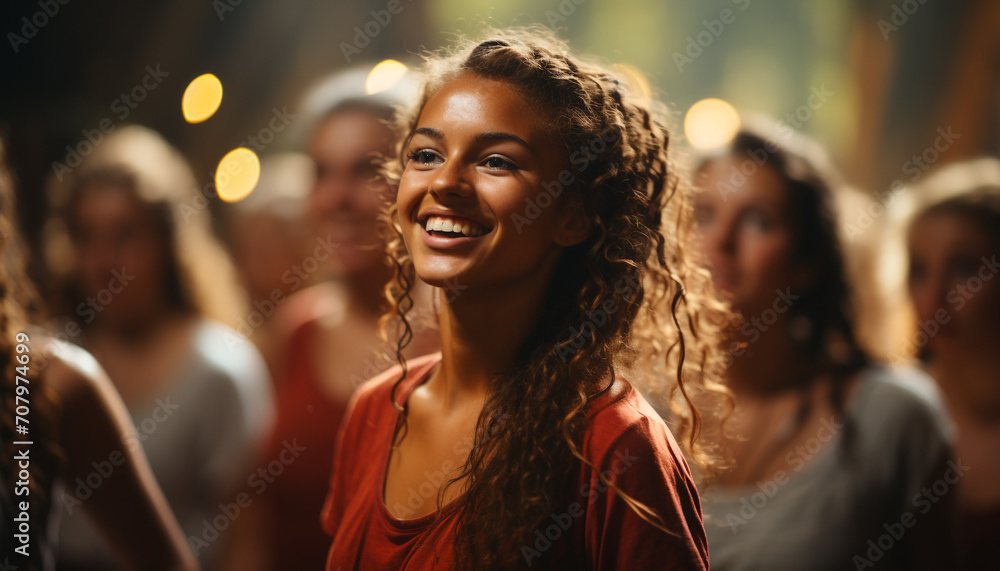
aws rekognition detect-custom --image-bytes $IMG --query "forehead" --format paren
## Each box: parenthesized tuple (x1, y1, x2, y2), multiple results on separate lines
(696, 156, 789, 205)
(909, 210, 995, 253)
(416, 73, 548, 141)
(309, 109, 391, 160)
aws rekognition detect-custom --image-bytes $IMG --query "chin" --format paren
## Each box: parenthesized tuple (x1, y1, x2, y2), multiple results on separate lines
(411, 255, 478, 290)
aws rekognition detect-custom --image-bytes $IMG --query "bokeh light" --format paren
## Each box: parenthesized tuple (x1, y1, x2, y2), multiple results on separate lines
(365, 59, 408, 95)
(612, 63, 652, 100)
(683, 98, 741, 150)
(215, 147, 261, 202)
(182, 73, 224, 123)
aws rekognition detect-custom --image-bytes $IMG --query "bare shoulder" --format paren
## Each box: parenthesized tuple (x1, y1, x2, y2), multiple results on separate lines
(37, 337, 117, 408)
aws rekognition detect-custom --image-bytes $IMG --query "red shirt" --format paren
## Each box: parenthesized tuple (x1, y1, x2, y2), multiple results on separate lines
(257, 286, 351, 570)
(322, 353, 709, 570)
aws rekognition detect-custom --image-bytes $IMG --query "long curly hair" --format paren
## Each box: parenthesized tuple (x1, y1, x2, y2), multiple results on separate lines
(0, 139, 61, 570)
(379, 28, 730, 569)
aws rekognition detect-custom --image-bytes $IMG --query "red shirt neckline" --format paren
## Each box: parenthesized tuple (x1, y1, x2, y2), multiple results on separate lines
(374, 353, 465, 531)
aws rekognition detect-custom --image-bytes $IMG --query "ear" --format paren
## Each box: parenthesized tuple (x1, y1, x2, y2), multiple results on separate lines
(554, 199, 593, 247)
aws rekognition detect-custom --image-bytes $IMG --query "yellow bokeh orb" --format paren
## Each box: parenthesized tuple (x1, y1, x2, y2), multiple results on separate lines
(215, 147, 260, 203)
(365, 59, 408, 95)
(182, 73, 223, 123)
(683, 98, 741, 150)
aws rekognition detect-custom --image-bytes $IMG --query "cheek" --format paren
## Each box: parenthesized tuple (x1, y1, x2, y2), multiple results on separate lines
(960, 278, 1000, 326)
(126, 236, 169, 282)
(396, 172, 424, 217)
(738, 232, 793, 278)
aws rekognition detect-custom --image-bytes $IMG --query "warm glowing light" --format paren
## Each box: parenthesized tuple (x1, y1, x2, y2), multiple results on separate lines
(683, 98, 741, 150)
(365, 59, 408, 95)
(215, 148, 260, 202)
(612, 63, 652, 100)
(182, 74, 223, 123)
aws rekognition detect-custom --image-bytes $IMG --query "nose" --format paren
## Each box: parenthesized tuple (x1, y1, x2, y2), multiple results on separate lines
(313, 174, 353, 216)
(428, 156, 473, 199)
(909, 273, 947, 322)
(703, 213, 737, 267)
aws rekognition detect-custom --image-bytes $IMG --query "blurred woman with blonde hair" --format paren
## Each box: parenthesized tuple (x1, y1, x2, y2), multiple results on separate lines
(44, 125, 272, 571)
(0, 136, 199, 571)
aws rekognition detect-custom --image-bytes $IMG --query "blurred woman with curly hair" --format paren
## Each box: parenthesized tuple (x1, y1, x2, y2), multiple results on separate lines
(321, 27, 729, 570)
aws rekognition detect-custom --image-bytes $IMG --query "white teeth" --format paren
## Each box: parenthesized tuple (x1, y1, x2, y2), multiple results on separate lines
(422, 216, 487, 237)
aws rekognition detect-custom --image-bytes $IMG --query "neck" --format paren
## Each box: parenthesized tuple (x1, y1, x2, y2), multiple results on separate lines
(726, 319, 815, 399)
(431, 260, 559, 411)
(90, 303, 178, 345)
(930, 354, 1000, 425)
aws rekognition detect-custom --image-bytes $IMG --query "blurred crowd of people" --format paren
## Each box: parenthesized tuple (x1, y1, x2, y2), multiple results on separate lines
(1, 29, 998, 571)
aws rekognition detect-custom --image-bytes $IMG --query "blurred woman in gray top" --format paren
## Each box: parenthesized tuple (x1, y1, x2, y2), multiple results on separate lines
(43, 126, 273, 570)
(690, 123, 956, 570)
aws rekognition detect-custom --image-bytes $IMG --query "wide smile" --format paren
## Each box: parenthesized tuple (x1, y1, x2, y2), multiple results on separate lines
(416, 214, 493, 249)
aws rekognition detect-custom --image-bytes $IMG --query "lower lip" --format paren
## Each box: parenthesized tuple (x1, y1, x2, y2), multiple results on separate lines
(419, 225, 488, 249)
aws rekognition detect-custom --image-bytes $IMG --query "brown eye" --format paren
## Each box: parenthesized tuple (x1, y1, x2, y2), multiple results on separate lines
(407, 150, 440, 165)
(693, 204, 714, 227)
(483, 155, 517, 171)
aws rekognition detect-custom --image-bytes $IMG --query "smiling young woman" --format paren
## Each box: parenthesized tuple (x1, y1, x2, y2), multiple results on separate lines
(322, 27, 729, 570)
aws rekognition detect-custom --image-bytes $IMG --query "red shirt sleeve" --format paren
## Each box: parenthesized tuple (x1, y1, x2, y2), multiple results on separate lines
(581, 402, 709, 570)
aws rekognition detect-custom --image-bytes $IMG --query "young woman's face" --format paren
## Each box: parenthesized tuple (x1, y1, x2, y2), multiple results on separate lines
(308, 109, 393, 276)
(907, 211, 1000, 360)
(397, 73, 580, 290)
(70, 184, 169, 323)
(692, 157, 801, 315)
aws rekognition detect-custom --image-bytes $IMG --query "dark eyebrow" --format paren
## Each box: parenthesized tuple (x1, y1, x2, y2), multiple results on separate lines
(412, 127, 444, 140)
(475, 131, 533, 153)
(411, 127, 533, 151)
